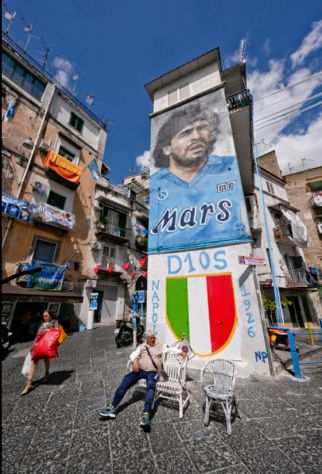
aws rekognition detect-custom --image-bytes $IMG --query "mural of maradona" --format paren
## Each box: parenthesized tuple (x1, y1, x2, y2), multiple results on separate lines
(148, 87, 251, 253)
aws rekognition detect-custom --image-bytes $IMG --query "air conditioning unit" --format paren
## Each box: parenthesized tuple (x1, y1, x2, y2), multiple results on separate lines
(32, 181, 46, 194)
(317, 223, 322, 234)
(38, 141, 50, 153)
(90, 241, 102, 251)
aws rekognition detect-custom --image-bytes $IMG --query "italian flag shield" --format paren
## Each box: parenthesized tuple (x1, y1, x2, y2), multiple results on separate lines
(166, 273, 237, 355)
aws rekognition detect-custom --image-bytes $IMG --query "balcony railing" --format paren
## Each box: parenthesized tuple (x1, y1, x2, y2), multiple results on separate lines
(95, 221, 130, 240)
(227, 89, 252, 111)
(32, 203, 75, 231)
(43, 150, 83, 187)
(287, 268, 309, 287)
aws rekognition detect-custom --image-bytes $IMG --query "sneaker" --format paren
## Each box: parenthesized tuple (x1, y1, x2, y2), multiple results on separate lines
(140, 412, 150, 430)
(98, 406, 116, 419)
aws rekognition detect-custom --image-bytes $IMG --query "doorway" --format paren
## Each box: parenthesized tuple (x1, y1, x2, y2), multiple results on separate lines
(11, 302, 47, 343)
(287, 296, 305, 328)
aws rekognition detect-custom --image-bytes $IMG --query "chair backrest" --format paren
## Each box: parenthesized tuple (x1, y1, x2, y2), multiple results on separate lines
(163, 350, 188, 385)
(201, 359, 236, 393)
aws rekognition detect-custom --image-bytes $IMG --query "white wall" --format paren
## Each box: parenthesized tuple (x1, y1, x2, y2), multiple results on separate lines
(153, 62, 222, 113)
(50, 95, 101, 150)
(146, 243, 271, 377)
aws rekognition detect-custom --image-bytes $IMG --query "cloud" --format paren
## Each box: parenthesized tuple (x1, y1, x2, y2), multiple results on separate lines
(291, 19, 322, 67)
(52, 56, 75, 89)
(276, 112, 322, 174)
(136, 150, 153, 171)
(248, 20, 322, 174)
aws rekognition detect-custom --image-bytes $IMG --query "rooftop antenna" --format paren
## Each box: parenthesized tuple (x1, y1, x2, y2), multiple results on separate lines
(41, 47, 50, 70)
(72, 74, 79, 94)
(4, 10, 16, 33)
(23, 24, 33, 51)
(239, 38, 247, 64)
(86, 95, 94, 108)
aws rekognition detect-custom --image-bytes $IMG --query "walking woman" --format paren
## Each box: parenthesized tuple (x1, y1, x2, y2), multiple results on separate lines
(21, 310, 60, 395)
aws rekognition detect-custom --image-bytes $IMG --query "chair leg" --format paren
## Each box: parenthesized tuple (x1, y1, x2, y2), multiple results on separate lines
(203, 396, 210, 426)
(179, 394, 183, 419)
(222, 399, 233, 435)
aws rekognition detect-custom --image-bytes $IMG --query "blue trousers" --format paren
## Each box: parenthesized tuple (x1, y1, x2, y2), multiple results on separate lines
(112, 369, 157, 413)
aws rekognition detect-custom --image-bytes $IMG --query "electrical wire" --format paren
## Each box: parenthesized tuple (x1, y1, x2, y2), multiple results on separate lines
(255, 91, 322, 125)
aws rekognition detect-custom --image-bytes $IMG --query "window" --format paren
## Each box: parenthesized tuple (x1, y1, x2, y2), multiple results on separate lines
(57, 136, 80, 164)
(266, 181, 275, 194)
(99, 207, 127, 237)
(307, 180, 322, 192)
(179, 83, 190, 100)
(2, 52, 46, 100)
(69, 112, 84, 133)
(58, 145, 76, 162)
(100, 246, 115, 267)
(168, 88, 178, 106)
(47, 191, 66, 210)
(33, 239, 57, 263)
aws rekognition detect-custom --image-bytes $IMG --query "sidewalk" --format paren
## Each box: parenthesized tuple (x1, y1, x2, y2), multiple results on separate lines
(2, 327, 322, 474)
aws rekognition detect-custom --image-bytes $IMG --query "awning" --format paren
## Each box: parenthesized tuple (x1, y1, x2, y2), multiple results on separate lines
(1, 284, 83, 303)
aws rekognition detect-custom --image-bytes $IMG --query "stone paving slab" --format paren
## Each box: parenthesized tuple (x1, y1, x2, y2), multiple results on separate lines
(2, 326, 322, 474)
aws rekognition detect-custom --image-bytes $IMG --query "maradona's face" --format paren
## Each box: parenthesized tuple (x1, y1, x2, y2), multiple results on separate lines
(164, 119, 211, 167)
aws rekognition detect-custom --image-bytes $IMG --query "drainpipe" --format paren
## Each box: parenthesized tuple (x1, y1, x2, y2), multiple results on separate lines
(2, 83, 56, 251)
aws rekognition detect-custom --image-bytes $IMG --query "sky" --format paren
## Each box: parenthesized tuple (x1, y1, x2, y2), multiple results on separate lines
(3, 0, 322, 182)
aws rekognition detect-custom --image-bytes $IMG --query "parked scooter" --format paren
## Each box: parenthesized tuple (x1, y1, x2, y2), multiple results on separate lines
(114, 317, 144, 348)
(1, 321, 13, 355)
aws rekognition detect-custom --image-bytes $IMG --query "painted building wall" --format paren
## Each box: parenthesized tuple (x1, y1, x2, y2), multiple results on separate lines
(146, 66, 271, 375)
(147, 243, 271, 375)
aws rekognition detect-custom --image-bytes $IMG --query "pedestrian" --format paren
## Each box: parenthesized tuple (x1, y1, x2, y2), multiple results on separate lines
(99, 331, 163, 429)
(20, 310, 60, 396)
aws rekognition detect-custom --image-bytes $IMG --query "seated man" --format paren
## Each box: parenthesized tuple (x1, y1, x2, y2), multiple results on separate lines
(99, 331, 163, 429)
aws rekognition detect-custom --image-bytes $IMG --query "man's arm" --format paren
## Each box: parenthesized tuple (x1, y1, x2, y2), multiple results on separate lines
(129, 345, 143, 372)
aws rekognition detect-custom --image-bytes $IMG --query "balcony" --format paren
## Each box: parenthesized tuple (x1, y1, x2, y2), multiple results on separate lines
(227, 89, 252, 111)
(32, 203, 75, 231)
(135, 235, 148, 251)
(95, 221, 130, 242)
(286, 268, 309, 288)
(42, 150, 83, 188)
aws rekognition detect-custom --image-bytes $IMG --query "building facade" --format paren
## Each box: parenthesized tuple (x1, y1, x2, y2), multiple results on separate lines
(78, 175, 148, 328)
(284, 167, 322, 282)
(249, 151, 322, 327)
(144, 49, 272, 376)
(1, 34, 107, 341)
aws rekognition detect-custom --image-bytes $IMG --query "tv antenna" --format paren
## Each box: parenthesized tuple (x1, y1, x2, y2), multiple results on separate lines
(4, 9, 16, 34)
(239, 38, 247, 64)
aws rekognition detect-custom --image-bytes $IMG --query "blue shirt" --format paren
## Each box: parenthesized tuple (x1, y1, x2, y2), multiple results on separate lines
(148, 155, 251, 253)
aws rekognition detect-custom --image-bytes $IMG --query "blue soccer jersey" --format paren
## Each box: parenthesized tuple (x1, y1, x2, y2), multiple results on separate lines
(148, 155, 251, 253)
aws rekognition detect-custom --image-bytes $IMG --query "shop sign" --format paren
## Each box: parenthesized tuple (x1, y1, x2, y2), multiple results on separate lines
(89, 292, 99, 310)
(239, 256, 266, 266)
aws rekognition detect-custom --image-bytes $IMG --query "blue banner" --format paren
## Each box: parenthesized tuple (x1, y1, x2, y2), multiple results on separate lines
(17, 261, 66, 291)
(148, 88, 251, 253)
(2, 193, 34, 224)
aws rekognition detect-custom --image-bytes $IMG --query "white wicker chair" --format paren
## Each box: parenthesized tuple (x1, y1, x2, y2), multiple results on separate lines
(200, 359, 237, 435)
(128, 348, 190, 418)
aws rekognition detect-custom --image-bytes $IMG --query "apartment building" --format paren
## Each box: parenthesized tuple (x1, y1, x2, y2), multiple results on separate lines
(1, 34, 107, 341)
(249, 151, 322, 327)
(284, 167, 322, 282)
(79, 174, 148, 327)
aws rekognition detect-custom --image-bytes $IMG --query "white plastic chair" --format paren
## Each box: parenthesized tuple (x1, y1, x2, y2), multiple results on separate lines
(200, 359, 237, 435)
(127, 348, 190, 418)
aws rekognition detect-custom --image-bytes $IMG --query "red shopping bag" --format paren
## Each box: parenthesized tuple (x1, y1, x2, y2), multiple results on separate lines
(32, 328, 60, 360)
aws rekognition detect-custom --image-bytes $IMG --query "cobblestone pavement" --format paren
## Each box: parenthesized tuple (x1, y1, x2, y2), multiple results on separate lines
(2, 327, 322, 474)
